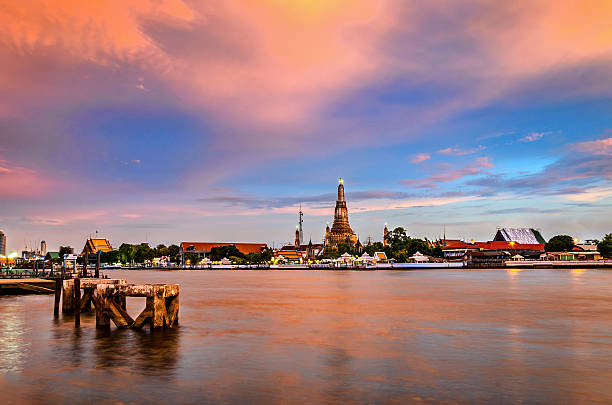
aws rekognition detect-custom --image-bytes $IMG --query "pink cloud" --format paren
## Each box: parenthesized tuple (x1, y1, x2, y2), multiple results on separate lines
(411, 153, 431, 164)
(574, 136, 612, 155)
(519, 132, 547, 142)
(403, 157, 494, 187)
(0, 158, 52, 198)
(437, 145, 485, 156)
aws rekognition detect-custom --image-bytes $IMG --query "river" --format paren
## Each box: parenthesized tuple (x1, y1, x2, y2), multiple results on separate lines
(1, 269, 612, 404)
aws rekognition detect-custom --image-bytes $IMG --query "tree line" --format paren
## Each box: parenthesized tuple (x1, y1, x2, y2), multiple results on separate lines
(546, 234, 612, 258)
(35, 231, 612, 267)
(323, 227, 444, 261)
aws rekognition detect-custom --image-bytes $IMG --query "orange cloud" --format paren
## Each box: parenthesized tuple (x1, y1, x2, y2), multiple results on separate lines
(2, 1, 612, 142)
(0, 0, 195, 64)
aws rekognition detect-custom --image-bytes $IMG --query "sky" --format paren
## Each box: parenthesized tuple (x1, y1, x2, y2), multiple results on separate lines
(1, 0, 611, 252)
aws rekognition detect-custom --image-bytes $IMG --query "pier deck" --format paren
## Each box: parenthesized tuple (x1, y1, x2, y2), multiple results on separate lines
(0, 278, 56, 294)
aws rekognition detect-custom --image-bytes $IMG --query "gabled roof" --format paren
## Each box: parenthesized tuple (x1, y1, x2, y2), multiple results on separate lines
(82, 238, 113, 255)
(574, 244, 597, 251)
(180, 242, 267, 254)
(375, 252, 387, 260)
(493, 228, 546, 244)
(275, 251, 304, 261)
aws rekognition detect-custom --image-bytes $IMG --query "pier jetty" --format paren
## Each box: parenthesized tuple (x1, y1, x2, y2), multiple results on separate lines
(53, 278, 180, 330)
(0, 278, 56, 294)
(96, 283, 180, 329)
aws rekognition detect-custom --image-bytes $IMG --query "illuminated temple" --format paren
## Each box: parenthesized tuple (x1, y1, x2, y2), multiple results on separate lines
(325, 179, 358, 249)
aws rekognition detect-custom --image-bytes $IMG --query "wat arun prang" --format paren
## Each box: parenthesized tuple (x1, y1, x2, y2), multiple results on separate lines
(324, 178, 358, 249)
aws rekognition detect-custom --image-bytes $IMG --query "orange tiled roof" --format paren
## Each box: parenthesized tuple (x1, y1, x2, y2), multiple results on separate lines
(82, 238, 113, 255)
(276, 251, 304, 261)
(181, 242, 267, 254)
(375, 252, 387, 260)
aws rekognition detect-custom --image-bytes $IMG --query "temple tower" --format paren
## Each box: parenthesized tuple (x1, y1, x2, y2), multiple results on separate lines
(383, 224, 389, 246)
(294, 226, 300, 249)
(325, 178, 358, 248)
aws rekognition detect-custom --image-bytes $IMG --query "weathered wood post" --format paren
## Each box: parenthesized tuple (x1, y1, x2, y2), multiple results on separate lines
(62, 280, 74, 313)
(152, 291, 166, 329)
(83, 253, 88, 278)
(74, 278, 81, 327)
(96, 286, 110, 329)
(95, 251, 100, 278)
(54, 278, 62, 317)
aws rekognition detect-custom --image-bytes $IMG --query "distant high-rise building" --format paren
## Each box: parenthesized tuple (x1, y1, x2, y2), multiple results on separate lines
(0, 230, 5, 256)
(40, 240, 47, 255)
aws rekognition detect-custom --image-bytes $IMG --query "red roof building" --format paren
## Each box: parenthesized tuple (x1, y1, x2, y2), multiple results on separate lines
(180, 242, 267, 255)
(442, 241, 545, 251)
(179, 242, 267, 263)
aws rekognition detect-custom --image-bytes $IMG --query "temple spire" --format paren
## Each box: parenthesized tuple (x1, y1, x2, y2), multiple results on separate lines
(338, 178, 345, 201)
(325, 178, 357, 250)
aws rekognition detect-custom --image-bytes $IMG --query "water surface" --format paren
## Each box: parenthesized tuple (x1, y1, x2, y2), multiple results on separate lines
(1, 269, 612, 404)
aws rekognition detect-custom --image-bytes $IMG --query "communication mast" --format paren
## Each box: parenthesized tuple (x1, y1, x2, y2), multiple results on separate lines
(298, 203, 304, 245)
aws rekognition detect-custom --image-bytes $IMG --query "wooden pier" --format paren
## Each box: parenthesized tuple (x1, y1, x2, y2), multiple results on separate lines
(96, 283, 180, 329)
(61, 278, 126, 313)
(52, 278, 179, 330)
(0, 278, 56, 294)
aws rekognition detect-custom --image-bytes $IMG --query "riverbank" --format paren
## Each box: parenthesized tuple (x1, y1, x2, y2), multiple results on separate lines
(99, 260, 612, 271)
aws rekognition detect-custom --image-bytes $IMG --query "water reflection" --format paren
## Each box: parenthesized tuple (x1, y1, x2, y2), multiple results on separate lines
(0, 300, 27, 372)
(93, 327, 181, 378)
(1, 269, 612, 404)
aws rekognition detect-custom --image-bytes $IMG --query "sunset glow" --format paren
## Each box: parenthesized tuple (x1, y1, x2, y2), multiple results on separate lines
(1, 0, 611, 249)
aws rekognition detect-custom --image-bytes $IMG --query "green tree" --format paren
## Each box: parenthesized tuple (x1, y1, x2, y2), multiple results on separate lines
(168, 244, 180, 263)
(133, 243, 154, 263)
(260, 248, 273, 263)
(184, 252, 200, 264)
(168, 244, 180, 256)
(246, 252, 262, 264)
(545, 235, 575, 252)
(209, 245, 245, 261)
(598, 234, 612, 259)
(100, 250, 120, 264)
(229, 256, 245, 264)
(155, 244, 169, 257)
(58, 246, 73, 257)
(118, 243, 135, 264)
(430, 245, 443, 258)
(364, 242, 384, 257)
(336, 242, 351, 255)
(327, 247, 340, 260)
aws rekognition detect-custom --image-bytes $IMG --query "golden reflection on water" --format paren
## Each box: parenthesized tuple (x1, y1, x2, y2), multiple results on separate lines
(1, 269, 612, 404)
(0, 301, 28, 373)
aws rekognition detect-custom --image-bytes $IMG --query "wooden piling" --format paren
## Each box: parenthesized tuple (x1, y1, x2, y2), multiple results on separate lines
(96, 294, 110, 328)
(95, 251, 100, 278)
(74, 278, 80, 327)
(54, 278, 61, 317)
(62, 280, 74, 313)
(83, 253, 88, 278)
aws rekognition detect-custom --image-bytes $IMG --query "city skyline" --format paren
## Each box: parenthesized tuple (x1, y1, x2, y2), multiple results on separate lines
(2, 1, 612, 251)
